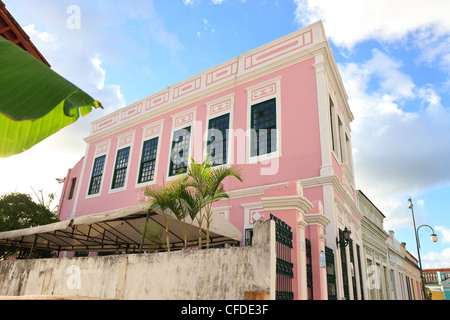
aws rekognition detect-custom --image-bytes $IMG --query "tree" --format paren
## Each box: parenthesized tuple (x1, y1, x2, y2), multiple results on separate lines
(185, 157, 243, 248)
(143, 158, 243, 250)
(143, 184, 174, 252)
(144, 179, 201, 251)
(0, 36, 102, 158)
(0, 192, 59, 259)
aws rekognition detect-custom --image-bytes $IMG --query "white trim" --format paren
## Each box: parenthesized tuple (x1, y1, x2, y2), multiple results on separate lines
(85, 140, 111, 199)
(166, 108, 197, 181)
(109, 131, 136, 194)
(213, 206, 232, 221)
(204, 93, 235, 167)
(241, 202, 265, 230)
(86, 22, 325, 140)
(135, 120, 164, 189)
(245, 76, 282, 164)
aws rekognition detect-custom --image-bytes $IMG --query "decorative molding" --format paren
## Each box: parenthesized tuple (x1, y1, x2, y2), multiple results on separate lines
(94, 140, 111, 156)
(241, 202, 264, 229)
(87, 22, 326, 139)
(226, 182, 289, 199)
(261, 195, 313, 214)
(246, 76, 282, 165)
(305, 213, 331, 228)
(213, 206, 232, 221)
(301, 174, 364, 222)
(244, 29, 313, 71)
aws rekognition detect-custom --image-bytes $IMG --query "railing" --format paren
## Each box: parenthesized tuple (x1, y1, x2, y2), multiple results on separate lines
(270, 214, 294, 300)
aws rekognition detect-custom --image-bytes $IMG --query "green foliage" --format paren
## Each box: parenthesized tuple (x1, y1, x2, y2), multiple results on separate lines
(185, 157, 243, 248)
(0, 36, 102, 158)
(143, 157, 243, 250)
(0, 192, 59, 259)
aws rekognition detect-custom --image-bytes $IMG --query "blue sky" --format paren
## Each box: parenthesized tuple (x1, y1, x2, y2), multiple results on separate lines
(1, 0, 449, 268)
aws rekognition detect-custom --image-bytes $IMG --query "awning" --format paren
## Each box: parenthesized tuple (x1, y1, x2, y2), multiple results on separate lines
(0, 204, 242, 253)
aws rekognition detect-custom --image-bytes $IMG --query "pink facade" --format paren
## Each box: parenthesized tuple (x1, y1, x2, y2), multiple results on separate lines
(58, 21, 366, 300)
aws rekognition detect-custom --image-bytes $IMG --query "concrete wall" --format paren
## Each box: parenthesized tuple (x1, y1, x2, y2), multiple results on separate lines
(0, 220, 275, 300)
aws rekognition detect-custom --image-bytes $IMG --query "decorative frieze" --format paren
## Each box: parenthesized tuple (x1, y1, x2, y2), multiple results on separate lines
(89, 23, 320, 137)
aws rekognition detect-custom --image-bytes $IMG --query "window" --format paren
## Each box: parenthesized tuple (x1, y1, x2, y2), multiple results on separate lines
(68, 178, 77, 200)
(250, 98, 277, 157)
(88, 155, 106, 195)
(111, 147, 130, 189)
(207, 114, 230, 166)
(329, 96, 336, 153)
(138, 137, 159, 183)
(169, 126, 191, 176)
(244, 228, 253, 246)
(338, 118, 345, 163)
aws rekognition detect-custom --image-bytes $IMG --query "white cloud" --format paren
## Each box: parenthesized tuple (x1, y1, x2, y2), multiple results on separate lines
(338, 50, 450, 230)
(0, 3, 126, 199)
(293, 0, 450, 49)
(423, 248, 450, 269)
(435, 226, 450, 243)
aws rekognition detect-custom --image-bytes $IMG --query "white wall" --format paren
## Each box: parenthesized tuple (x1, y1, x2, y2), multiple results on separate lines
(0, 220, 275, 300)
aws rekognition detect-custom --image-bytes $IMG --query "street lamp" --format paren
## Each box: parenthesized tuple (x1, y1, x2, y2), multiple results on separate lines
(408, 197, 438, 300)
(336, 227, 351, 248)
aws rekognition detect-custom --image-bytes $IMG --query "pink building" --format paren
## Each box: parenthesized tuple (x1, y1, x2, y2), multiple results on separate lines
(58, 21, 366, 300)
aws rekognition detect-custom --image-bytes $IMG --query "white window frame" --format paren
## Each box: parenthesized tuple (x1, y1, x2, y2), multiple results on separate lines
(86, 140, 111, 199)
(245, 77, 282, 164)
(166, 108, 197, 181)
(135, 120, 164, 188)
(204, 93, 235, 168)
(109, 130, 135, 194)
(241, 202, 265, 245)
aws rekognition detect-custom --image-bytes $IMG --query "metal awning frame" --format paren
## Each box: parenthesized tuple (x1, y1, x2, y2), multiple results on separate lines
(0, 204, 242, 258)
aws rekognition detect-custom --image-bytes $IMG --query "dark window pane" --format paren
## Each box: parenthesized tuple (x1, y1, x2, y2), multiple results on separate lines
(112, 147, 130, 189)
(88, 155, 106, 195)
(169, 127, 191, 176)
(251, 99, 277, 157)
(138, 137, 159, 183)
(207, 114, 230, 166)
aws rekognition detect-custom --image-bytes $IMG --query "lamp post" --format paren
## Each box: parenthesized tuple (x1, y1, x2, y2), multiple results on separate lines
(408, 198, 438, 300)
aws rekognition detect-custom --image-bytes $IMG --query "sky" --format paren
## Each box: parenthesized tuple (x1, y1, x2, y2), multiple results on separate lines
(1, 0, 449, 269)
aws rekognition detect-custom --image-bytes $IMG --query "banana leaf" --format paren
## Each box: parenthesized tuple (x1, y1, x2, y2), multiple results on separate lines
(0, 36, 102, 158)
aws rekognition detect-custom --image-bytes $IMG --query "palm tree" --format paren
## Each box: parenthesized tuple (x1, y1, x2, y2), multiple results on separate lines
(144, 178, 201, 251)
(185, 157, 243, 249)
(143, 157, 243, 251)
(143, 183, 174, 252)
(164, 179, 200, 250)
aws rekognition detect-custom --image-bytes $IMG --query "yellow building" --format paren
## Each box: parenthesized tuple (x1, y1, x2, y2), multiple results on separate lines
(400, 243, 424, 300)
(423, 268, 450, 300)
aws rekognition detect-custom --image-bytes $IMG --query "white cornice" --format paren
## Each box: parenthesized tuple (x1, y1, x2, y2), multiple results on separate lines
(261, 195, 313, 214)
(301, 174, 364, 222)
(304, 213, 331, 228)
(85, 22, 335, 143)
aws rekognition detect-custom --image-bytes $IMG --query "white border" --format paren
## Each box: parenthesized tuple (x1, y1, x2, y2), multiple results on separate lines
(166, 108, 197, 181)
(204, 93, 235, 167)
(245, 76, 282, 164)
(109, 130, 136, 194)
(135, 120, 164, 188)
(85, 140, 111, 199)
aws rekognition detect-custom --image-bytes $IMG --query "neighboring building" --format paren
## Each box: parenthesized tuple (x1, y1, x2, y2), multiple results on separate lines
(57, 21, 365, 300)
(423, 268, 450, 300)
(386, 230, 408, 300)
(0, 0, 50, 66)
(401, 243, 424, 300)
(357, 190, 390, 300)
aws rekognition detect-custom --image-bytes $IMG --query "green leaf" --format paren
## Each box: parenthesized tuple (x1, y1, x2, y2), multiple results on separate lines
(0, 36, 102, 158)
